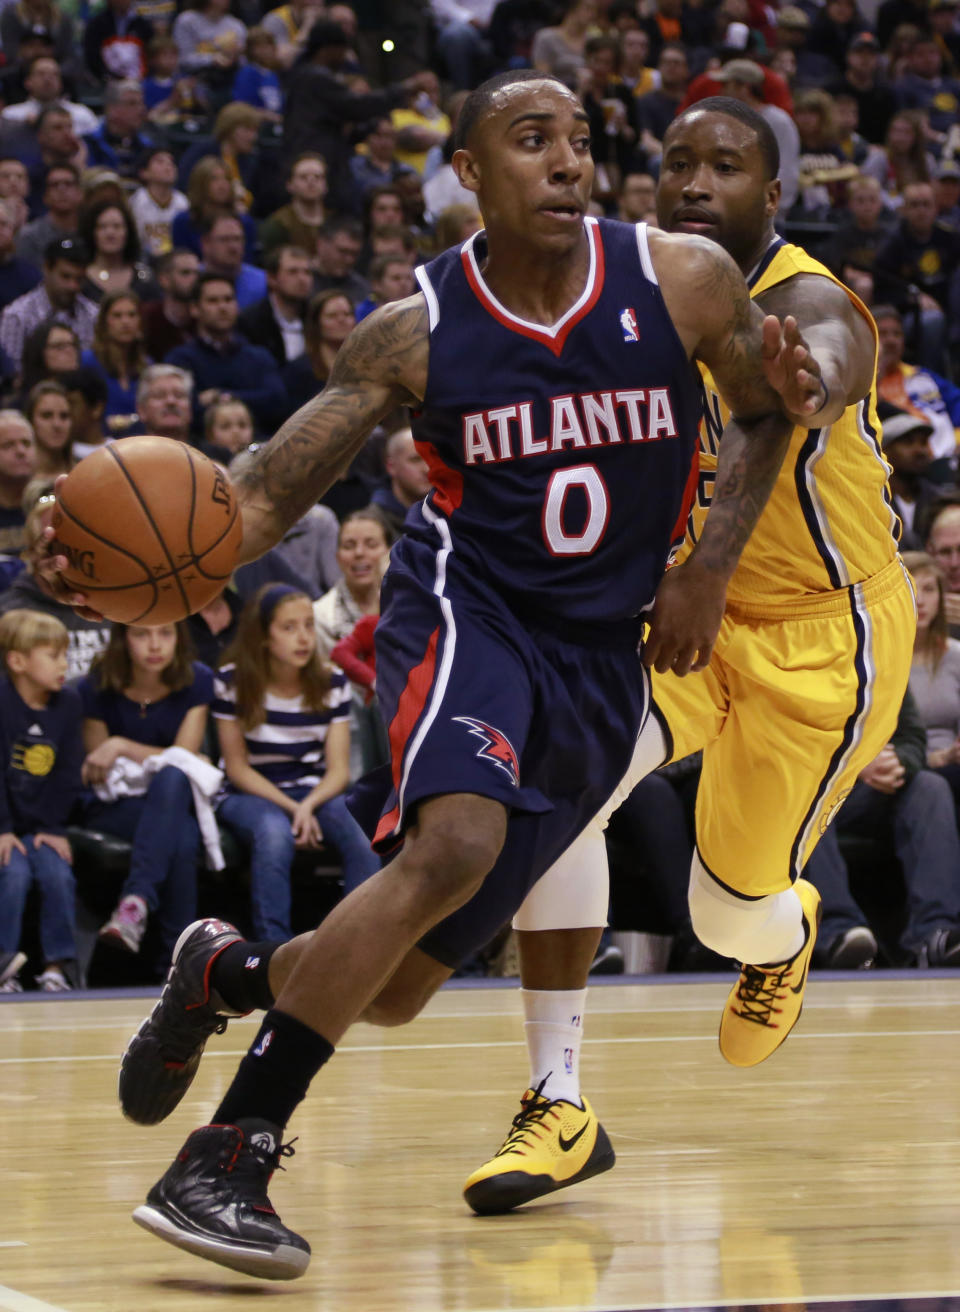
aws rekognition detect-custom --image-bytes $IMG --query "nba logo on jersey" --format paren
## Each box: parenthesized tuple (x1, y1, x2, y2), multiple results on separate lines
(620, 307, 640, 342)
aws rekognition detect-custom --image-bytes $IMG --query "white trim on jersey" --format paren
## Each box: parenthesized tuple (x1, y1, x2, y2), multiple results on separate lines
(394, 502, 459, 828)
(461, 215, 601, 339)
(857, 396, 902, 547)
(791, 580, 875, 877)
(415, 263, 441, 332)
(799, 423, 851, 588)
(635, 221, 657, 285)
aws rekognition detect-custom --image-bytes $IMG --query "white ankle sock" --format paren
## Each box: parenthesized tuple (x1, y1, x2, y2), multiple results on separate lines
(521, 987, 587, 1106)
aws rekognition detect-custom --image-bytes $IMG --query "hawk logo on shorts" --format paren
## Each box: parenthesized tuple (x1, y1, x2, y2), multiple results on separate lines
(453, 716, 520, 786)
(620, 307, 640, 342)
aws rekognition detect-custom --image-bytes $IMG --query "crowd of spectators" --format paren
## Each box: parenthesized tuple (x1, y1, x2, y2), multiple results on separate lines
(1, 0, 960, 988)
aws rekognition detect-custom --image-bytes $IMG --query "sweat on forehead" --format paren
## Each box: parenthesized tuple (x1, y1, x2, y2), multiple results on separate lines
(455, 71, 578, 150)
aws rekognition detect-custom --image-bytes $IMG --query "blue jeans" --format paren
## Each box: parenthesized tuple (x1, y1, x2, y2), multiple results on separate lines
(217, 785, 380, 939)
(0, 839, 77, 962)
(805, 771, 960, 953)
(83, 765, 199, 957)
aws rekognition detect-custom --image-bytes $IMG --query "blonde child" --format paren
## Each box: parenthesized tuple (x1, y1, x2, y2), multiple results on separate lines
(0, 609, 82, 991)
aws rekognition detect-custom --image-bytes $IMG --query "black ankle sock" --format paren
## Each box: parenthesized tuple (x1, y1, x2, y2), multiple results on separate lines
(211, 940, 280, 1013)
(215, 1009, 335, 1130)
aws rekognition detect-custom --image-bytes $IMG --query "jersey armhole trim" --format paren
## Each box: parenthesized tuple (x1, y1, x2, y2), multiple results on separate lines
(415, 265, 440, 331)
(635, 221, 657, 284)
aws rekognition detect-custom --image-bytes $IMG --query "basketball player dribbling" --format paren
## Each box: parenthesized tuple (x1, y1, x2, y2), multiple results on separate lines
(89, 75, 829, 1279)
(454, 96, 917, 1218)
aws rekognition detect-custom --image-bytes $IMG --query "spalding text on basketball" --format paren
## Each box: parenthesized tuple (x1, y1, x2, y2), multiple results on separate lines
(52, 538, 97, 580)
(210, 467, 232, 510)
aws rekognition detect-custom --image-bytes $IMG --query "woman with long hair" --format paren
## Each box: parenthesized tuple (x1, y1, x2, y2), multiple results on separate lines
(281, 289, 356, 413)
(80, 291, 149, 439)
(19, 319, 80, 399)
(791, 89, 861, 219)
(170, 154, 258, 257)
(177, 102, 262, 214)
(77, 621, 215, 971)
(214, 584, 379, 939)
(904, 550, 960, 810)
(24, 381, 73, 477)
(78, 199, 157, 302)
(862, 109, 936, 205)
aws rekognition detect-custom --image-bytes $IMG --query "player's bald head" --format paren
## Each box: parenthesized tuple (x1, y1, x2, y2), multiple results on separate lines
(455, 70, 576, 152)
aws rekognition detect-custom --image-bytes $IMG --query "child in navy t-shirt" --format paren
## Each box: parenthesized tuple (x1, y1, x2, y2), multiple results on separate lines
(0, 609, 83, 992)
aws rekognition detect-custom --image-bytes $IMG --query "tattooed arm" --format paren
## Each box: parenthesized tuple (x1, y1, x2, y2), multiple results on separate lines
(646, 233, 812, 673)
(233, 294, 429, 563)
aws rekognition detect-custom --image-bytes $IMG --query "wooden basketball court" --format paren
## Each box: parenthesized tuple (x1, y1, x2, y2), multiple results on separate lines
(3, 974, 960, 1312)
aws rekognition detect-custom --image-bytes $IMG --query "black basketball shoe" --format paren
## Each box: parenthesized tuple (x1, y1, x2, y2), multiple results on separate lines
(133, 1119, 310, 1280)
(119, 919, 249, 1125)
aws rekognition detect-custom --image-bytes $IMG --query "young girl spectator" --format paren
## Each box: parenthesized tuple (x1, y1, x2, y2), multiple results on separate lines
(25, 381, 73, 477)
(214, 584, 379, 939)
(905, 550, 960, 814)
(19, 320, 80, 400)
(201, 396, 255, 462)
(78, 200, 158, 304)
(80, 292, 149, 440)
(78, 621, 214, 968)
(0, 609, 81, 992)
(171, 156, 258, 259)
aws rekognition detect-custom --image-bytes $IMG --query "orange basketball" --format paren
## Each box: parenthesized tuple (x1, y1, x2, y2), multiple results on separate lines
(51, 436, 243, 625)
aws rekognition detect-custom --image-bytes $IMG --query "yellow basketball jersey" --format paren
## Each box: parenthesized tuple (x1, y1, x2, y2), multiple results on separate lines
(684, 241, 900, 608)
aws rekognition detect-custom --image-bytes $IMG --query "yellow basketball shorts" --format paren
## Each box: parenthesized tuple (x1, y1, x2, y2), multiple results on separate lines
(651, 557, 916, 898)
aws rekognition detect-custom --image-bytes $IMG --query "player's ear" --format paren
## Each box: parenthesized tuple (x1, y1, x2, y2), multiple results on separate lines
(452, 147, 481, 195)
(6, 650, 26, 675)
(765, 177, 781, 219)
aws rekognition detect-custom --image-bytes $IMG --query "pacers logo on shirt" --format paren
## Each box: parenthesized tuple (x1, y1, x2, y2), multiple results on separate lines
(453, 717, 520, 787)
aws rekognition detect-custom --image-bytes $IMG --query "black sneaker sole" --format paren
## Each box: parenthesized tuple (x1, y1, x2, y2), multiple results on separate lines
(119, 920, 241, 1125)
(464, 1123, 616, 1216)
(132, 1204, 310, 1281)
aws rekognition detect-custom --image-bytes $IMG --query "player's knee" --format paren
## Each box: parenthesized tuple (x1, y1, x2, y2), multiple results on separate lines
(401, 803, 505, 916)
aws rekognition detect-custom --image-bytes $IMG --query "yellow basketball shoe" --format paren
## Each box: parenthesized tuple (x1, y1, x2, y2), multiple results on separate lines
(463, 1081, 615, 1215)
(719, 878, 822, 1068)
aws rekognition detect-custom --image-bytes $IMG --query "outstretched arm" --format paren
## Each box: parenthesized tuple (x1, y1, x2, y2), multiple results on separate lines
(233, 295, 428, 563)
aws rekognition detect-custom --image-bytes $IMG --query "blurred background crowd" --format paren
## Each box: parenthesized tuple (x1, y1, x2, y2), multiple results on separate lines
(1, 0, 960, 991)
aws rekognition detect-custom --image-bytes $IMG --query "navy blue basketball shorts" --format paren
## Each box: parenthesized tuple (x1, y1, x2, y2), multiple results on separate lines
(349, 524, 650, 968)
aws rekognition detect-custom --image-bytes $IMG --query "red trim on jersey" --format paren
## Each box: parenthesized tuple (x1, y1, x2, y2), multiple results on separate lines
(460, 220, 606, 359)
(373, 626, 441, 847)
(415, 439, 463, 513)
(670, 446, 700, 545)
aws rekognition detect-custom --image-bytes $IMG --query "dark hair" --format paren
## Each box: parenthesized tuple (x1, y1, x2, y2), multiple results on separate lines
(667, 95, 780, 180)
(43, 161, 80, 187)
(92, 620, 196, 694)
(872, 302, 903, 324)
(199, 210, 244, 239)
(78, 197, 140, 265)
(60, 366, 109, 409)
(191, 269, 236, 302)
(43, 235, 86, 267)
(137, 146, 176, 174)
(263, 243, 312, 275)
(338, 504, 395, 547)
(318, 214, 362, 242)
(35, 104, 71, 134)
(153, 245, 198, 277)
(20, 317, 80, 394)
(288, 151, 327, 178)
(368, 251, 413, 282)
(455, 69, 569, 151)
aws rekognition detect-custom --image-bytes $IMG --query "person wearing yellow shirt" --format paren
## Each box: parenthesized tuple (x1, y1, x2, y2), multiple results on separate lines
(391, 70, 451, 175)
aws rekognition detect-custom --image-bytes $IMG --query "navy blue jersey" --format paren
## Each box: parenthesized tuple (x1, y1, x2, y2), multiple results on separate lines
(410, 217, 701, 632)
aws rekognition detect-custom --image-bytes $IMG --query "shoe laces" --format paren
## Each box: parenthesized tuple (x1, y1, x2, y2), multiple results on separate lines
(158, 1006, 229, 1069)
(494, 1078, 558, 1157)
(731, 962, 791, 1027)
(224, 1133, 298, 1212)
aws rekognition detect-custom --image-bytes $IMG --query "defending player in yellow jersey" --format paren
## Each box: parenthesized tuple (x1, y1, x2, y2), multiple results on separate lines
(462, 97, 916, 1216)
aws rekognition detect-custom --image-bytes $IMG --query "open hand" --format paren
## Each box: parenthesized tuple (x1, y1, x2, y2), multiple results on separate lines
(34, 833, 73, 863)
(0, 832, 26, 866)
(642, 559, 726, 676)
(761, 314, 827, 420)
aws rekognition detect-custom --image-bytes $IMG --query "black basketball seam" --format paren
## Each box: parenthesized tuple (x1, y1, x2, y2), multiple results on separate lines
(182, 446, 241, 579)
(106, 443, 192, 616)
(185, 442, 198, 561)
(55, 496, 159, 613)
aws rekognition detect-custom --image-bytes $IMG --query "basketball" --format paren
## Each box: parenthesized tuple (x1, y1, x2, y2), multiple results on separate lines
(51, 436, 243, 625)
